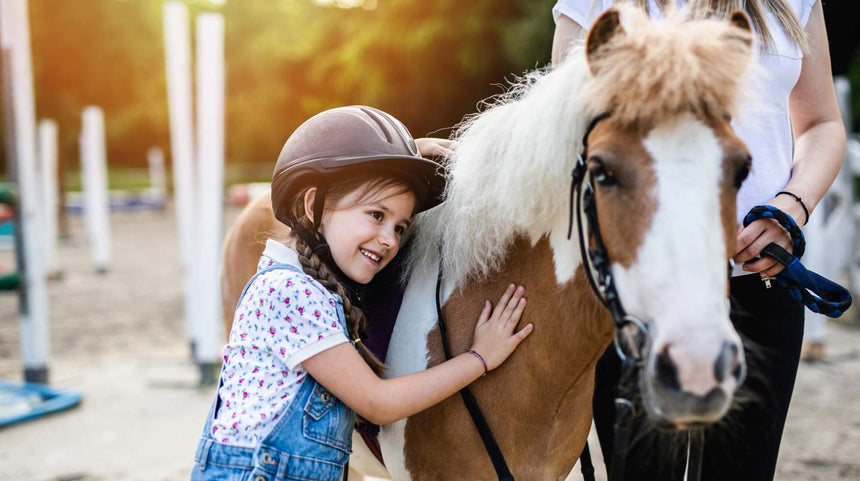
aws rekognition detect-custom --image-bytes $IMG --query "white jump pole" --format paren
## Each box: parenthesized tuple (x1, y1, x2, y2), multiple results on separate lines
(163, 1, 198, 352)
(39, 119, 60, 278)
(80, 106, 111, 273)
(147, 146, 167, 204)
(0, 0, 51, 383)
(194, 12, 225, 384)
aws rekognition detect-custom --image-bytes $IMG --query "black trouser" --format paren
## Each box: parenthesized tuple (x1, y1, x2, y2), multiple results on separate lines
(593, 274, 805, 481)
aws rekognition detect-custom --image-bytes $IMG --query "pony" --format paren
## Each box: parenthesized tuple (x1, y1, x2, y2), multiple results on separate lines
(219, 6, 756, 480)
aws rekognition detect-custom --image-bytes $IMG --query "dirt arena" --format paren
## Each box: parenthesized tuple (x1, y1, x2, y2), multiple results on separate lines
(1, 206, 859, 481)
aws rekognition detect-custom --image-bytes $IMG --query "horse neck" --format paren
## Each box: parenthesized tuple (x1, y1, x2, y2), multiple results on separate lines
(419, 234, 613, 477)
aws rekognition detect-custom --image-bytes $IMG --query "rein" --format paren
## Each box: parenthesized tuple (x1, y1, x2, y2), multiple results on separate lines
(743, 205, 852, 317)
(435, 258, 515, 481)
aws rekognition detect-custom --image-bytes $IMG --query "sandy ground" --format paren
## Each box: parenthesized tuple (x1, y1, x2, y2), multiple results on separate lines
(1, 206, 859, 481)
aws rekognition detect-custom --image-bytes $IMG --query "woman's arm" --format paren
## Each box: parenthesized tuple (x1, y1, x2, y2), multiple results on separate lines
(735, 1, 846, 276)
(552, 13, 587, 68)
(303, 285, 532, 425)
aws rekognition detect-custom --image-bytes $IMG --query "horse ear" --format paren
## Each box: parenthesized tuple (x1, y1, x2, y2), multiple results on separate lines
(728, 10, 751, 32)
(586, 8, 625, 74)
(726, 10, 753, 49)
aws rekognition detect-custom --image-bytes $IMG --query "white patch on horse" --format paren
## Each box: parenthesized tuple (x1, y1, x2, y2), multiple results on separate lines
(379, 248, 450, 481)
(541, 207, 583, 285)
(612, 115, 736, 392)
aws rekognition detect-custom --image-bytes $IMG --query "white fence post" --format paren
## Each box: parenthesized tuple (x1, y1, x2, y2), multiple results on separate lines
(80, 106, 111, 273)
(193, 12, 225, 383)
(39, 119, 60, 278)
(147, 146, 167, 204)
(1, 0, 51, 383)
(163, 1, 198, 353)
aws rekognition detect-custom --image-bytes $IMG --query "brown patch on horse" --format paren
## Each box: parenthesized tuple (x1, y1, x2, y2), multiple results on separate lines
(403, 236, 613, 480)
(584, 118, 658, 268)
(584, 6, 753, 127)
(220, 190, 290, 338)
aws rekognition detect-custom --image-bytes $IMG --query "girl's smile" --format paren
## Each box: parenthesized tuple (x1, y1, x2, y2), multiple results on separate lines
(316, 185, 415, 284)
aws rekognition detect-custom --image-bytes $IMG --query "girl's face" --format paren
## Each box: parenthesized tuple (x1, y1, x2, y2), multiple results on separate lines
(313, 184, 416, 284)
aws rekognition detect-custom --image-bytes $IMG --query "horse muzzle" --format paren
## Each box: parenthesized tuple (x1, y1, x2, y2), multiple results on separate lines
(642, 338, 746, 428)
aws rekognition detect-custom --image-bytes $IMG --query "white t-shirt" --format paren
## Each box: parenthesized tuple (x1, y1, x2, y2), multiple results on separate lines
(211, 239, 349, 447)
(552, 0, 816, 227)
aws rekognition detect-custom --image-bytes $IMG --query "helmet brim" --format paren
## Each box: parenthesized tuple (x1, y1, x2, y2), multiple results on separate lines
(273, 151, 446, 214)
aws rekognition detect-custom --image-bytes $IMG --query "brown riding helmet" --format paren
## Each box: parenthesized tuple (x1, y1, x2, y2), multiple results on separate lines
(271, 106, 446, 228)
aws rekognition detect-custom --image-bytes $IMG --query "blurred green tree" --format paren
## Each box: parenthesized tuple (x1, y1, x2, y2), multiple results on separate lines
(2, 0, 556, 186)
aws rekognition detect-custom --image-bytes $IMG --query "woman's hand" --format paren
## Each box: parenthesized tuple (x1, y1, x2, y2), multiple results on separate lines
(734, 196, 801, 277)
(415, 137, 455, 160)
(470, 284, 533, 371)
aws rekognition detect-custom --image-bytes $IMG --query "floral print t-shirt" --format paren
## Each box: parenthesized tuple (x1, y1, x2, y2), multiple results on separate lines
(211, 239, 349, 447)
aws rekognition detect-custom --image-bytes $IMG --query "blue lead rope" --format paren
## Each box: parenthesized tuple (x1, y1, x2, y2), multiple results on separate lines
(743, 205, 852, 318)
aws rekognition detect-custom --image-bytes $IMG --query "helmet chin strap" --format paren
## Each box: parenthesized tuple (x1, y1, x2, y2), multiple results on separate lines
(312, 186, 327, 234)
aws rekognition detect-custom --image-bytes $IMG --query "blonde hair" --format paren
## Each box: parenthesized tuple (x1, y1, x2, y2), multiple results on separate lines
(611, 0, 808, 53)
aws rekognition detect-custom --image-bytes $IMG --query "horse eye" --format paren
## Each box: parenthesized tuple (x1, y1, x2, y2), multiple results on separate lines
(589, 157, 618, 187)
(734, 158, 751, 189)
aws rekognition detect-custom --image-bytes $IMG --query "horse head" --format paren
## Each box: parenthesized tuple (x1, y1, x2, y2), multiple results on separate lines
(581, 6, 755, 427)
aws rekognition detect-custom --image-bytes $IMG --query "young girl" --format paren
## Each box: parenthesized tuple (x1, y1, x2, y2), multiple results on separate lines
(190, 106, 533, 481)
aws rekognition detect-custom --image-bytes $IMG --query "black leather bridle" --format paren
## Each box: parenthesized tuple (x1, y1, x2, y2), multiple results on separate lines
(571, 112, 704, 481)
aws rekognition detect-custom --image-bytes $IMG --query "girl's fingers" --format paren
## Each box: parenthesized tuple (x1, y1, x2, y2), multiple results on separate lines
(513, 323, 534, 342)
(500, 288, 524, 324)
(492, 284, 516, 320)
(476, 300, 492, 325)
(505, 298, 527, 329)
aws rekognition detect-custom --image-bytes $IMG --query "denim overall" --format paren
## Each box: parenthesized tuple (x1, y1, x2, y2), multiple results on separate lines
(191, 262, 356, 481)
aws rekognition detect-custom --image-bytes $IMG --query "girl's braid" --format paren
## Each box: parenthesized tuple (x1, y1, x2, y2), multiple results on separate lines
(294, 233, 387, 376)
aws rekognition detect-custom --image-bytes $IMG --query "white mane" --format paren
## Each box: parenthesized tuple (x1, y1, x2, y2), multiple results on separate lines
(406, 46, 593, 288)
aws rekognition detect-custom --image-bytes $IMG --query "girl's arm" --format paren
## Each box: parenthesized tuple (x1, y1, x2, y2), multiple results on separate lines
(303, 285, 532, 425)
(735, 1, 846, 276)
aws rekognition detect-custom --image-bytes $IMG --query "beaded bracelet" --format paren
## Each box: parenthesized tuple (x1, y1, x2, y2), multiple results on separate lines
(466, 349, 488, 376)
(776, 191, 810, 225)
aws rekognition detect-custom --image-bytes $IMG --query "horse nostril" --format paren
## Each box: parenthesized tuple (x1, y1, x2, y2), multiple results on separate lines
(655, 346, 681, 392)
(714, 341, 741, 383)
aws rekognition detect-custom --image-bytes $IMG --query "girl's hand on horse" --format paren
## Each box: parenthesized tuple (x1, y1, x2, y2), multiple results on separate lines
(415, 137, 455, 160)
(470, 284, 533, 371)
(301, 284, 530, 425)
(734, 207, 795, 277)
